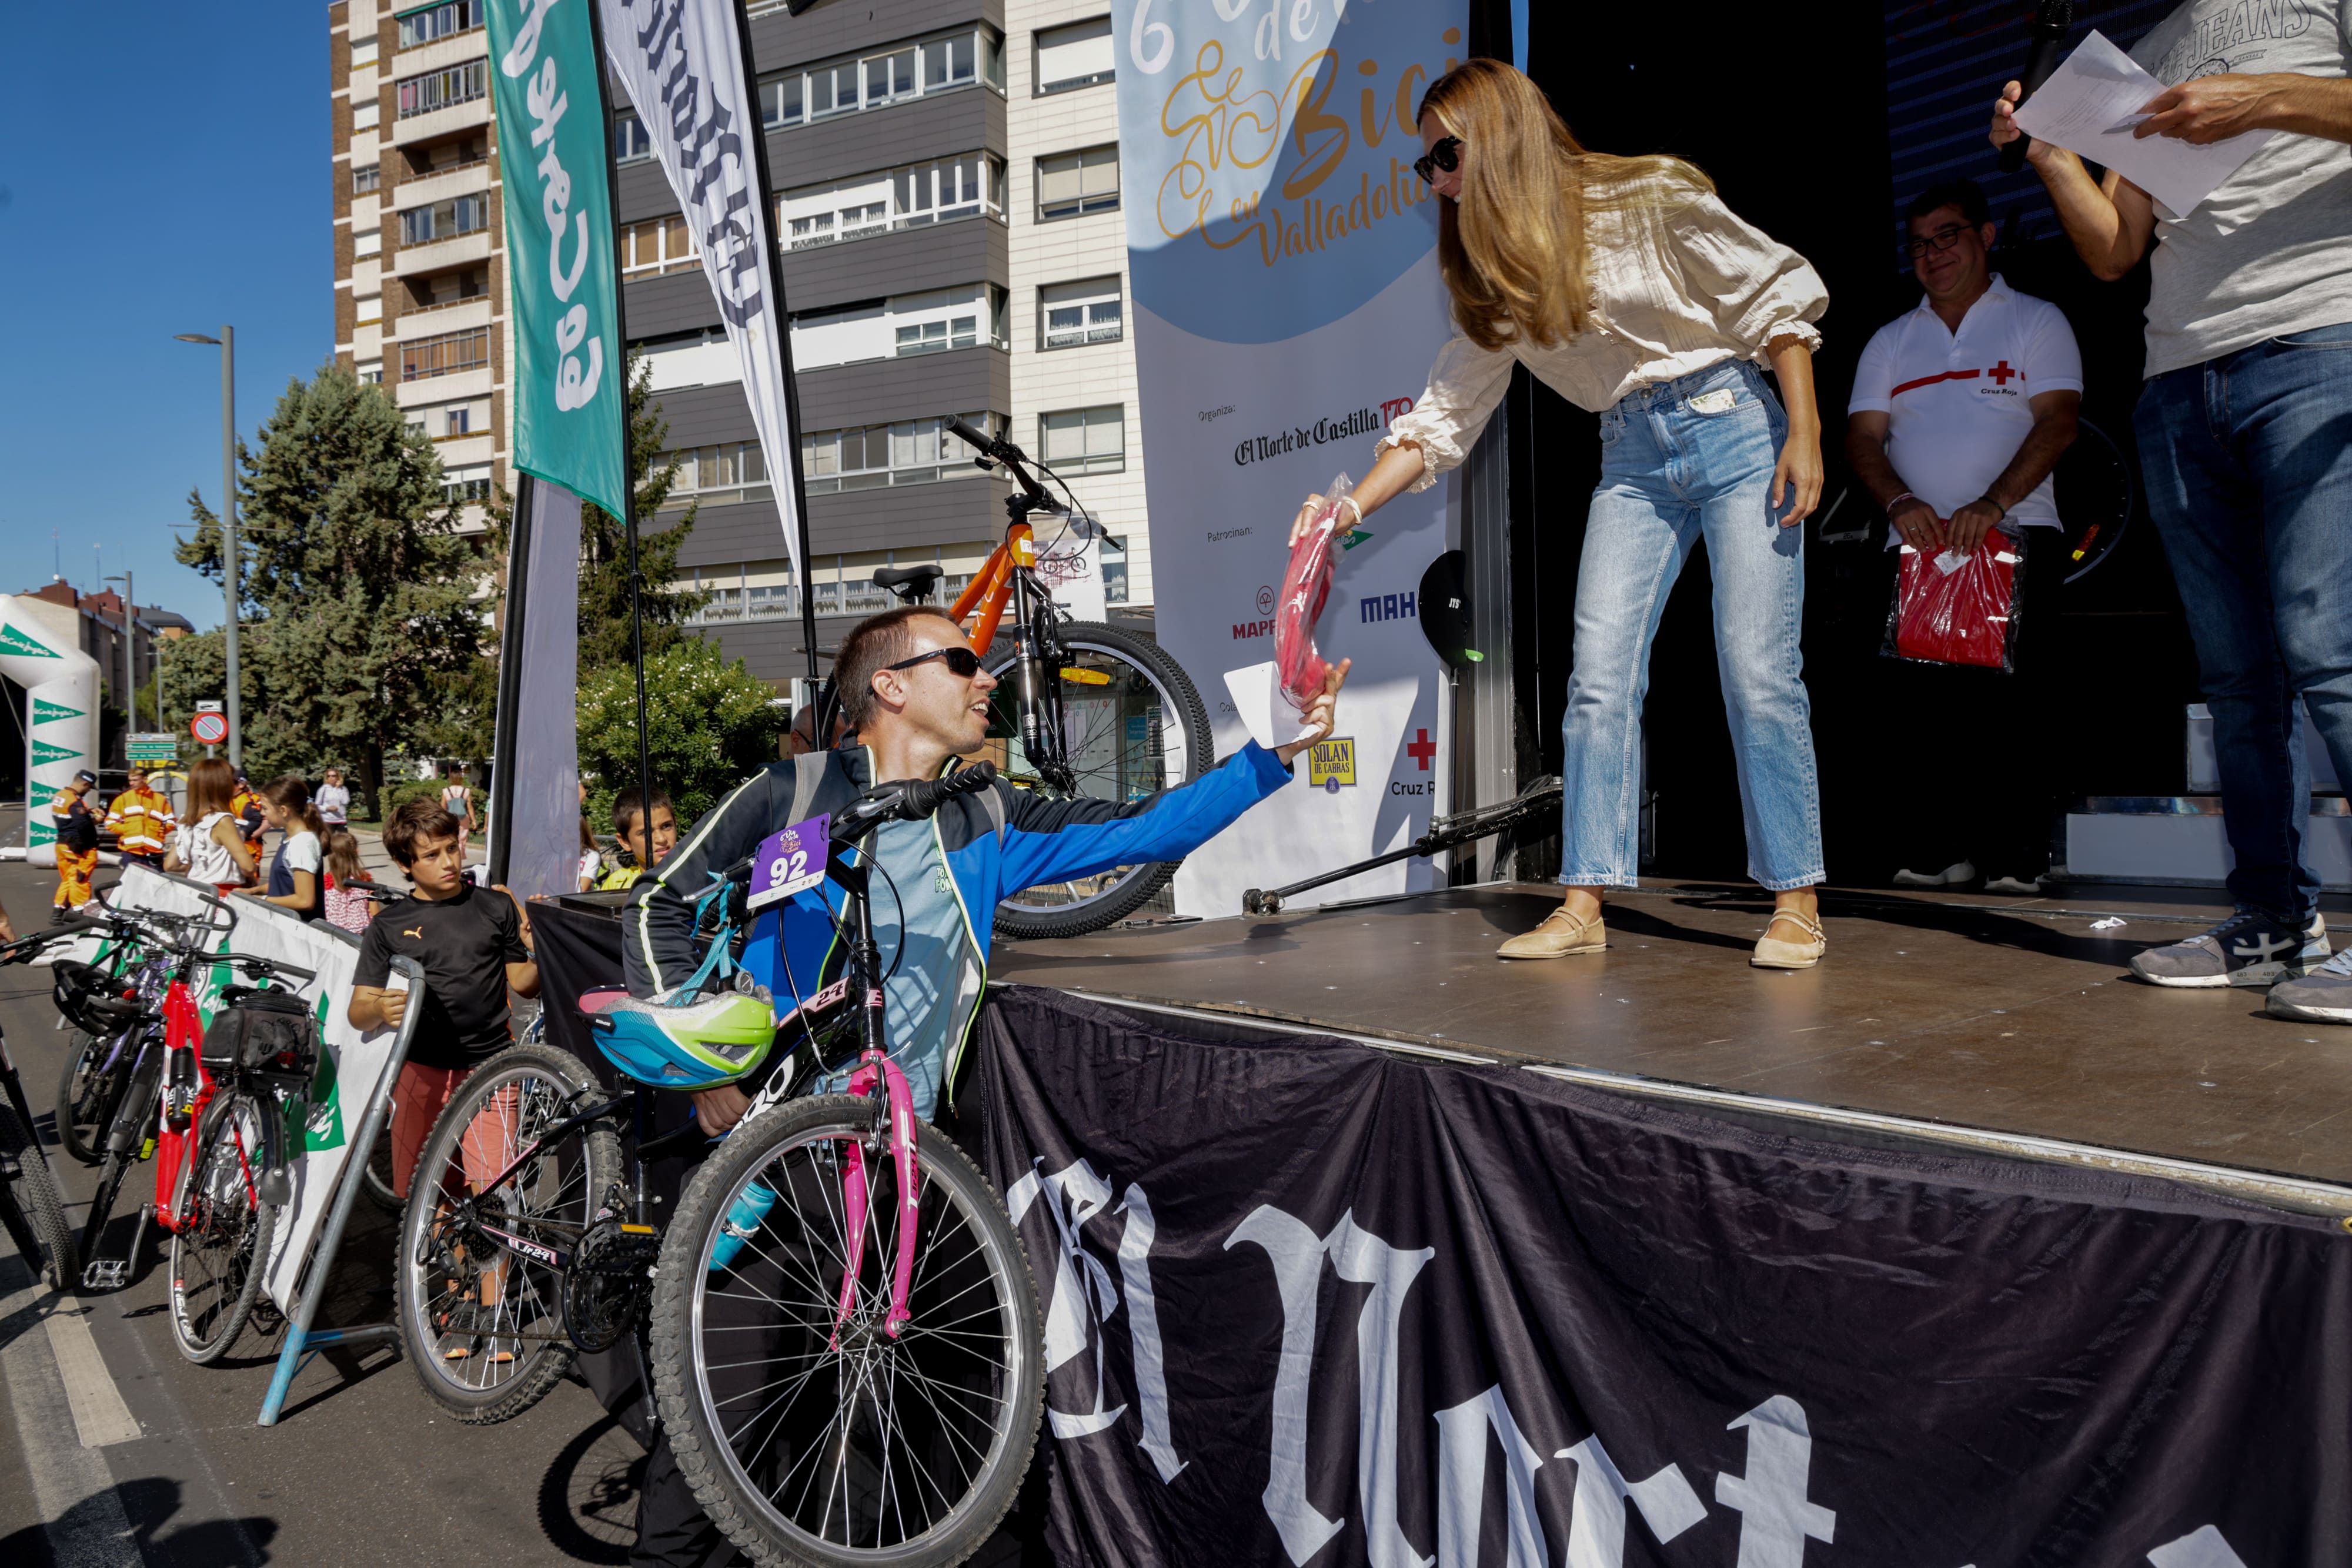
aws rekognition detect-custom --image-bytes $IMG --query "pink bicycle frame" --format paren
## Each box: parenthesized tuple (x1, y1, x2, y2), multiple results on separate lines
(832, 1049, 922, 1343)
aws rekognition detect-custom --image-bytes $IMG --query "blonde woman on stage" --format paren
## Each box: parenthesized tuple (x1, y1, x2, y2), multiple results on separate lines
(1298, 59, 1832, 969)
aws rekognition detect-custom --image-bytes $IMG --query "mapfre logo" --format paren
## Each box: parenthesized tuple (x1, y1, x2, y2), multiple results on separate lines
(1232, 584, 1277, 640)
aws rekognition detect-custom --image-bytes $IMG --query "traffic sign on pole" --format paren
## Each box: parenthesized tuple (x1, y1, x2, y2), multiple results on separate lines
(190, 711, 229, 747)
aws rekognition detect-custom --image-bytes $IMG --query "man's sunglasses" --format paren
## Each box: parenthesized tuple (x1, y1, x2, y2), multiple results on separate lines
(1903, 224, 1975, 259)
(1412, 136, 1462, 186)
(884, 646, 983, 678)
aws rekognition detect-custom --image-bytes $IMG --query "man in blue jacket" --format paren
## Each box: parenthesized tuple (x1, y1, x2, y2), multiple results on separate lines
(626, 603, 1348, 1136)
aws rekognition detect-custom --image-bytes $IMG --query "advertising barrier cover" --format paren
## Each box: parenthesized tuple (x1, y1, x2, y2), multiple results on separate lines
(978, 986, 2349, 1568)
(1111, 0, 1472, 914)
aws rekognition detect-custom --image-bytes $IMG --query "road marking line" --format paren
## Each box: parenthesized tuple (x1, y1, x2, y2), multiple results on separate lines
(0, 1260, 146, 1566)
(45, 1292, 143, 1447)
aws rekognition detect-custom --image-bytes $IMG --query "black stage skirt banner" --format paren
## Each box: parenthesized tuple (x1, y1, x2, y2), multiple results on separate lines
(974, 986, 2350, 1568)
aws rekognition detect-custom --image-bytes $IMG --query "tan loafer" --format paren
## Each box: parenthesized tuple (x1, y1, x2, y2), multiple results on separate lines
(1497, 905, 1606, 959)
(1752, 908, 1826, 969)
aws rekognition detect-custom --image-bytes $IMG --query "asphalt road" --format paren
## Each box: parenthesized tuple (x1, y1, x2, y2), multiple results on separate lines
(0, 857, 645, 1567)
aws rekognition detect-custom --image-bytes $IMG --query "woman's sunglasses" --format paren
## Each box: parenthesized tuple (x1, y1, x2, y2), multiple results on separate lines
(1413, 136, 1463, 186)
(885, 646, 983, 678)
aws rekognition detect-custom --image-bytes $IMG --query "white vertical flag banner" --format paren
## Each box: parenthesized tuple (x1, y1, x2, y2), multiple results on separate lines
(1112, 1, 1472, 914)
(599, 0, 801, 576)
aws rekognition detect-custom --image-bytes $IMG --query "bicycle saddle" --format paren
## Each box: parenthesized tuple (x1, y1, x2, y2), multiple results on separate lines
(871, 564, 944, 601)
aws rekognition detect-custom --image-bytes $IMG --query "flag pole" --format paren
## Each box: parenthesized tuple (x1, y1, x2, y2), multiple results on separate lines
(584, 0, 655, 829)
(727, 0, 821, 683)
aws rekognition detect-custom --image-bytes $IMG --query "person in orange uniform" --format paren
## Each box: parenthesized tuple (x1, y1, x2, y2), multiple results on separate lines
(51, 770, 101, 920)
(104, 765, 177, 870)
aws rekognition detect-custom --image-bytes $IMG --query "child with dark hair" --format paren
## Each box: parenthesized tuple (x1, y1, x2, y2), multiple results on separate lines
(250, 775, 328, 921)
(348, 798, 540, 1356)
(596, 787, 679, 890)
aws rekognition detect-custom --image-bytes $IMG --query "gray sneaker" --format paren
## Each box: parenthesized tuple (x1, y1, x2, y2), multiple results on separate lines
(2267, 944, 2352, 1023)
(2128, 910, 2329, 988)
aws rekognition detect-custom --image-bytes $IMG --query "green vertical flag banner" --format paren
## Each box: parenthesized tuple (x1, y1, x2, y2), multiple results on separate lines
(488, 0, 628, 520)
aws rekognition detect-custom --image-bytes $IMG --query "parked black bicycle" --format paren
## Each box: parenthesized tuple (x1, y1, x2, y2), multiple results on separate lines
(0, 925, 89, 1288)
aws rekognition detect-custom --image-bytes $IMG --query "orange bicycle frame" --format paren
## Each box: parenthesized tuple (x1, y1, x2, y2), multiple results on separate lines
(946, 521, 1035, 657)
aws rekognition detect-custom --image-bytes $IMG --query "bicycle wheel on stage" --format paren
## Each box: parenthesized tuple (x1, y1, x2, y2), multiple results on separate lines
(167, 1090, 280, 1363)
(393, 1041, 620, 1425)
(0, 1102, 79, 1290)
(983, 620, 1212, 941)
(649, 1094, 1044, 1568)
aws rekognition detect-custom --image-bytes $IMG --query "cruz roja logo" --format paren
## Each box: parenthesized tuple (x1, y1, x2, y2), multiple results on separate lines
(1008, 1171, 2254, 1568)
(1234, 583, 1277, 640)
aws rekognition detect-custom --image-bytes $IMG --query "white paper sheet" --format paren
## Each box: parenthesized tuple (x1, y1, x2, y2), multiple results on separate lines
(1222, 661, 1317, 753)
(2011, 31, 2273, 216)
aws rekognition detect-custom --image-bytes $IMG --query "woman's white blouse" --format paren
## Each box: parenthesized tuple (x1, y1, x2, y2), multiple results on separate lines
(1378, 182, 1828, 492)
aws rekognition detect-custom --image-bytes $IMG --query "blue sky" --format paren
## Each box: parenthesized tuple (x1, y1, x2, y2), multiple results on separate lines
(0, 3, 329, 631)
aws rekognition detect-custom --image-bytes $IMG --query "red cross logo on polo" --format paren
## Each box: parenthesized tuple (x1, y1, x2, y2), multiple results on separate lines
(1987, 359, 2018, 385)
(1406, 729, 1436, 771)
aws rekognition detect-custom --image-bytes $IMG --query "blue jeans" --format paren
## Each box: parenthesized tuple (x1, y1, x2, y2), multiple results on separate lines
(2136, 322, 2352, 924)
(1561, 359, 1825, 891)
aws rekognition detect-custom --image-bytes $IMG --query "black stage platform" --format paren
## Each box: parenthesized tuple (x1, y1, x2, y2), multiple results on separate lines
(992, 882, 2352, 1215)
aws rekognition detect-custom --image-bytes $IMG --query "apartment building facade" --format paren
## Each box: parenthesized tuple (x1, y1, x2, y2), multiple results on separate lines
(331, 0, 1150, 681)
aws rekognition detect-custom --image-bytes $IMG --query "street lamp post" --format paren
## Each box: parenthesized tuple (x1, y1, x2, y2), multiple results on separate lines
(103, 569, 135, 759)
(174, 327, 239, 770)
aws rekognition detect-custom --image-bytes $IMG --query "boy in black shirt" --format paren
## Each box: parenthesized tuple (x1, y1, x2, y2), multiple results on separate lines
(349, 800, 540, 1352)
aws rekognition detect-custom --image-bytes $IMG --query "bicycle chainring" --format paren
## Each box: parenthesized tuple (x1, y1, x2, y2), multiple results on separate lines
(562, 1216, 660, 1353)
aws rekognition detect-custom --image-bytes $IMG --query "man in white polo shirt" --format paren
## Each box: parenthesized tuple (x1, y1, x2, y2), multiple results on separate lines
(1846, 179, 2082, 895)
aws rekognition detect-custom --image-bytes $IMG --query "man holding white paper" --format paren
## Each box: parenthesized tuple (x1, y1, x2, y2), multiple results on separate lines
(1993, 2, 2352, 1016)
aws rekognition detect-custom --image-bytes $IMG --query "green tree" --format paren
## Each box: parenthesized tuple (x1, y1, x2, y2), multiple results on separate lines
(577, 638, 784, 824)
(580, 354, 706, 667)
(177, 362, 486, 806)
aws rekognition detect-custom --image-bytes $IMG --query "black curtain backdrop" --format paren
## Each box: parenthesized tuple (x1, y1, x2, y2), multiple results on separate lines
(978, 985, 2350, 1568)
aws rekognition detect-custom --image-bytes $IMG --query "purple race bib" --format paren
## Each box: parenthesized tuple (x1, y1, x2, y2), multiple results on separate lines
(747, 815, 829, 912)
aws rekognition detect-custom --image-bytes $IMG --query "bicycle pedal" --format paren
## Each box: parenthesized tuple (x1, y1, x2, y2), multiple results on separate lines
(82, 1258, 129, 1291)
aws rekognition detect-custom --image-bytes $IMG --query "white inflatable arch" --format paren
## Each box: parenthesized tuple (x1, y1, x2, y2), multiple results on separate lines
(1, 594, 102, 869)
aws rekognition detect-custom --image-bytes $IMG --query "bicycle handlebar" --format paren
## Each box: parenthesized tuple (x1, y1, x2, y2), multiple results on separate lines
(943, 414, 1057, 509)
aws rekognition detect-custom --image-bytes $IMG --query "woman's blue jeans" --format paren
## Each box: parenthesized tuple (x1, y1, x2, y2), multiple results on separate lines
(2135, 322, 2352, 924)
(1560, 359, 1825, 892)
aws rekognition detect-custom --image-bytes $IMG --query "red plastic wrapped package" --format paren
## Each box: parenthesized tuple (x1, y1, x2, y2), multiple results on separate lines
(1277, 473, 1353, 709)
(1881, 533, 2025, 673)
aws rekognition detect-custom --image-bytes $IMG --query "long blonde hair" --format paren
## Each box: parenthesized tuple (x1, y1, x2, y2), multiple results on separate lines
(1419, 59, 1714, 353)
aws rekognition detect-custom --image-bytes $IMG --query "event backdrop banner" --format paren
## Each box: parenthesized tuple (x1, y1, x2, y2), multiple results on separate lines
(1112, 2, 1471, 915)
(487, 0, 628, 522)
(0, 594, 100, 870)
(68, 865, 407, 1313)
(977, 987, 2351, 1568)
(599, 0, 804, 578)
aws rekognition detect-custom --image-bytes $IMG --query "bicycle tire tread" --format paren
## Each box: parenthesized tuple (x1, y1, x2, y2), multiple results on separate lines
(168, 1091, 280, 1365)
(55, 1031, 114, 1167)
(648, 1095, 1045, 1568)
(0, 1102, 79, 1290)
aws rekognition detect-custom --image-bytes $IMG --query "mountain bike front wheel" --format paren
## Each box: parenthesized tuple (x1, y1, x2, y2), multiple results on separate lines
(0, 1102, 79, 1290)
(167, 1090, 279, 1363)
(56, 1029, 124, 1166)
(650, 1095, 1044, 1568)
(393, 1041, 621, 1425)
(984, 620, 1213, 940)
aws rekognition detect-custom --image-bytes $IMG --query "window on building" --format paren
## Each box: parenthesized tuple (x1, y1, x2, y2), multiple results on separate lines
(442, 464, 492, 506)
(1040, 405, 1124, 474)
(355, 294, 383, 325)
(353, 229, 382, 258)
(401, 326, 490, 382)
(1037, 145, 1119, 220)
(447, 406, 472, 436)
(654, 443, 771, 507)
(1040, 276, 1122, 349)
(779, 155, 1003, 249)
(683, 564, 803, 623)
(760, 28, 1000, 129)
(1100, 534, 1129, 603)
(350, 35, 380, 68)
(358, 362, 385, 385)
(396, 59, 487, 119)
(353, 101, 381, 131)
(353, 163, 382, 193)
(620, 215, 698, 279)
(1036, 18, 1114, 94)
(398, 194, 489, 246)
(799, 413, 995, 494)
(614, 112, 653, 164)
(790, 286, 1006, 370)
(398, 0, 480, 50)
